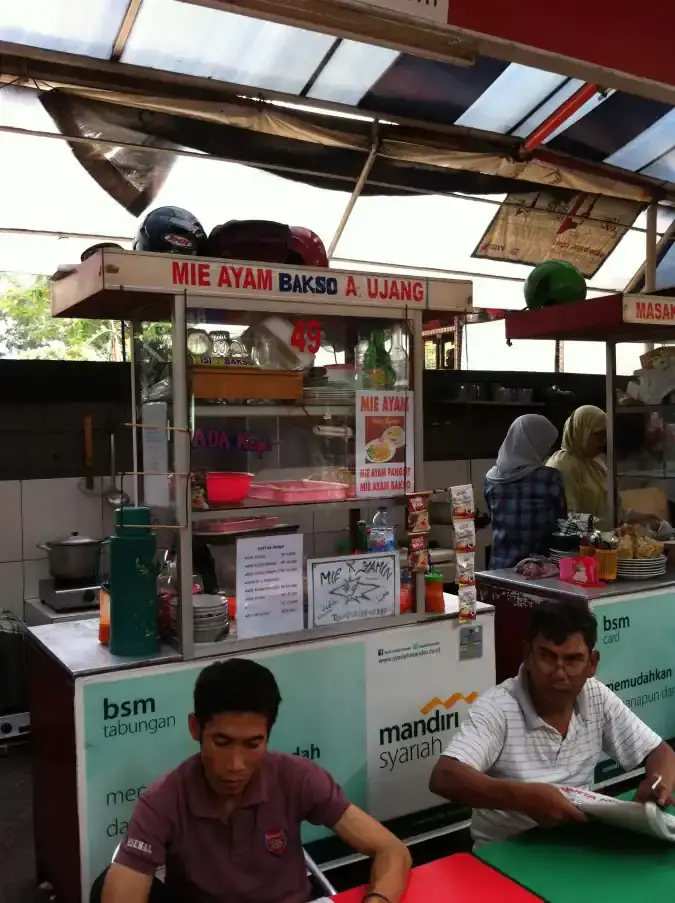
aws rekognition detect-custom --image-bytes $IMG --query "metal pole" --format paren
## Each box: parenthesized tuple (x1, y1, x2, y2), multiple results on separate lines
(605, 342, 617, 526)
(129, 322, 140, 506)
(327, 137, 379, 259)
(411, 309, 425, 610)
(172, 294, 194, 660)
(644, 202, 658, 353)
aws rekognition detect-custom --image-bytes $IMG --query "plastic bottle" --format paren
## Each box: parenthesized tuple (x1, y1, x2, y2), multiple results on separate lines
(389, 324, 409, 389)
(424, 570, 445, 613)
(368, 507, 395, 552)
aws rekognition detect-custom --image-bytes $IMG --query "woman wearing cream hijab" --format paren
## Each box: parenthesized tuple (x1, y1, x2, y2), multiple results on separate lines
(548, 405, 658, 529)
(547, 405, 610, 527)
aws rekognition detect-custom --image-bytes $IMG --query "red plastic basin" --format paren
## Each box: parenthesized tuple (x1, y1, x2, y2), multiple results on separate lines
(206, 472, 254, 504)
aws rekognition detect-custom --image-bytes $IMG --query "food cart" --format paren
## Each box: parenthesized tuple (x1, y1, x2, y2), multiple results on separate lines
(476, 291, 675, 789)
(26, 247, 496, 903)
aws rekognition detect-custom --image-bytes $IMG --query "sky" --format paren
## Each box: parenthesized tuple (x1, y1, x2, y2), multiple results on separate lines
(0, 83, 652, 375)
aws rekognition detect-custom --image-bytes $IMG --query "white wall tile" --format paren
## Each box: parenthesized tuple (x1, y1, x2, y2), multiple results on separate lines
(23, 558, 50, 600)
(425, 460, 470, 489)
(313, 507, 350, 534)
(313, 532, 349, 558)
(0, 561, 25, 617)
(0, 481, 22, 562)
(22, 478, 104, 561)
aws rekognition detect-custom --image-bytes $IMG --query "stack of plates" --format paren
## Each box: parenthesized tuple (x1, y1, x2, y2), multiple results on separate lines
(549, 548, 575, 564)
(617, 556, 668, 580)
(303, 385, 355, 405)
(170, 594, 229, 643)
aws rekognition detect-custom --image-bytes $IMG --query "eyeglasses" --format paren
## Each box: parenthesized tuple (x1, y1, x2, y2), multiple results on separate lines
(534, 647, 589, 676)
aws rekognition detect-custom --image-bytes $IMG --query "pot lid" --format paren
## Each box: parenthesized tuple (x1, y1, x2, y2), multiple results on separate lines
(48, 531, 102, 546)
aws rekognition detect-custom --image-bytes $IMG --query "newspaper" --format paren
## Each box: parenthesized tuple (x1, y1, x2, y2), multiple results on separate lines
(561, 786, 675, 842)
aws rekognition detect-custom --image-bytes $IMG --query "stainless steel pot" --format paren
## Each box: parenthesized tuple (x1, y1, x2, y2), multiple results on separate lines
(37, 532, 104, 581)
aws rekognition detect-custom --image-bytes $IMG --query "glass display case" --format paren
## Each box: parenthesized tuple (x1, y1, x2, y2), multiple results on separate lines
(51, 248, 472, 658)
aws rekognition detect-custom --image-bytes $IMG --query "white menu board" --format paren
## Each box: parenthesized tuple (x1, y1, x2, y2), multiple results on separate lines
(307, 551, 400, 627)
(355, 390, 414, 498)
(236, 534, 304, 639)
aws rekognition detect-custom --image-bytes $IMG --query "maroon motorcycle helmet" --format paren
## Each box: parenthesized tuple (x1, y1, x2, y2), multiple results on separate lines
(287, 226, 329, 268)
(205, 220, 291, 262)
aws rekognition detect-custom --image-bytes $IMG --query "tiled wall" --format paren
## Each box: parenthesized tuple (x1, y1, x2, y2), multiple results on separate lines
(0, 458, 495, 620)
(0, 478, 110, 617)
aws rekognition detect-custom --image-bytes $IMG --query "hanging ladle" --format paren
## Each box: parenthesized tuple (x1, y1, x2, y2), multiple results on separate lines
(103, 432, 130, 509)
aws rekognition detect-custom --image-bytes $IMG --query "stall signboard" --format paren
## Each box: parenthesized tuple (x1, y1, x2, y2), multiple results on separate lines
(75, 613, 495, 897)
(358, 0, 450, 22)
(307, 551, 400, 627)
(623, 294, 675, 325)
(80, 249, 472, 314)
(355, 390, 414, 498)
(236, 534, 304, 639)
(592, 590, 675, 783)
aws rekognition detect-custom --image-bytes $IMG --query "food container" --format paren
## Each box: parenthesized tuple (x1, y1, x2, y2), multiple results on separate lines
(37, 532, 105, 581)
(595, 549, 618, 581)
(248, 480, 349, 503)
(206, 472, 254, 504)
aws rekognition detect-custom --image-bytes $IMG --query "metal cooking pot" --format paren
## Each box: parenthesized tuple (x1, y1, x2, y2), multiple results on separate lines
(37, 532, 105, 581)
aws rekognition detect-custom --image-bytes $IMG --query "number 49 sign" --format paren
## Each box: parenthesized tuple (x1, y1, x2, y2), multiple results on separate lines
(290, 319, 321, 354)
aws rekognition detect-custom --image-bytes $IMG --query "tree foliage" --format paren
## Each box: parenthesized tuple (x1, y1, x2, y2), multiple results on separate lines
(0, 274, 171, 362)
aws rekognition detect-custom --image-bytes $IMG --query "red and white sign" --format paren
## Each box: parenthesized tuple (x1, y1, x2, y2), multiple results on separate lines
(355, 390, 414, 498)
(82, 249, 472, 314)
(623, 295, 675, 326)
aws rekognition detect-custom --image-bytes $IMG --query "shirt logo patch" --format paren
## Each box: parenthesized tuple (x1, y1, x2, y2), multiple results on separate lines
(125, 838, 153, 856)
(264, 829, 287, 856)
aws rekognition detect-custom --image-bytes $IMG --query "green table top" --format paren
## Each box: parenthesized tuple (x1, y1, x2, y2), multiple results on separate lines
(475, 793, 675, 902)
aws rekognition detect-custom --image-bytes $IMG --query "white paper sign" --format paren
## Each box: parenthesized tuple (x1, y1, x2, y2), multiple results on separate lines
(141, 402, 170, 508)
(307, 552, 400, 627)
(236, 534, 304, 639)
(355, 390, 414, 498)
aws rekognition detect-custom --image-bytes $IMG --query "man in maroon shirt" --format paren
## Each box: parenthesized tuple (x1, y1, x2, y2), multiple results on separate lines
(99, 658, 411, 903)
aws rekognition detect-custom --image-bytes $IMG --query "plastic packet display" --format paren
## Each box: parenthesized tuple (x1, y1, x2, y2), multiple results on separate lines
(457, 552, 475, 587)
(407, 492, 431, 533)
(451, 484, 475, 520)
(408, 532, 430, 571)
(458, 585, 477, 623)
(454, 519, 476, 553)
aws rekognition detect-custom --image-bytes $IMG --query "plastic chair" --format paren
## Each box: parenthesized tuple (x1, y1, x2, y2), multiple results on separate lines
(94, 845, 337, 901)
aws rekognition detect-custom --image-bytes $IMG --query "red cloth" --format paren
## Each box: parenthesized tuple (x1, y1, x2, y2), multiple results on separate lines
(332, 854, 541, 902)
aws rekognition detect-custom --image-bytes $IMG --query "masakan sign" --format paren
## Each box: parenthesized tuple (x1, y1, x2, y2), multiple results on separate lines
(623, 294, 675, 326)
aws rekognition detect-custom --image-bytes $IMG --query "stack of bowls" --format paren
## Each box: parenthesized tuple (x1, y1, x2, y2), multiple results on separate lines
(170, 594, 229, 643)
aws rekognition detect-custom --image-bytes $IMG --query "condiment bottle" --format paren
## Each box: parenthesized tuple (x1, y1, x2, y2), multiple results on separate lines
(400, 569, 414, 614)
(424, 570, 445, 613)
(98, 585, 111, 646)
(362, 329, 395, 389)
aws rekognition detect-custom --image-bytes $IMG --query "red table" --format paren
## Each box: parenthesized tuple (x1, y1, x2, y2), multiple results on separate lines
(331, 853, 541, 901)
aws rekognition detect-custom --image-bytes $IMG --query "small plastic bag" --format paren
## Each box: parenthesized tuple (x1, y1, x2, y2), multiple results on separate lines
(451, 484, 475, 520)
(454, 519, 476, 553)
(458, 585, 477, 623)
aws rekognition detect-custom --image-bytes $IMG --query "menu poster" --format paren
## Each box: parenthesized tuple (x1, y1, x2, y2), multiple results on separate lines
(307, 551, 400, 627)
(236, 534, 304, 639)
(355, 391, 414, 498)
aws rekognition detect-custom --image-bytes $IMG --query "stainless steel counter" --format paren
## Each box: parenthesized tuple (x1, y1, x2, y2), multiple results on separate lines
(476, 567, 675, 602)
(26, 619, 181, 678)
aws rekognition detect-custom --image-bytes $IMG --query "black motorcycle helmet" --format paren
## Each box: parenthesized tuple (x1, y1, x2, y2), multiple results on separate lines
(134, 206, 206, 255)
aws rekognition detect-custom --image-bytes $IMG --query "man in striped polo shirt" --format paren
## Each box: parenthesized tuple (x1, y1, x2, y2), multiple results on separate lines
(430, 599, 675, 846)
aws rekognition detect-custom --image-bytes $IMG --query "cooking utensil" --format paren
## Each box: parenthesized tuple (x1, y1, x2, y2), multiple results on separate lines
(83, 414, 94, 491)
(103, 432, 131, 510)
(37, 532, 105, 581)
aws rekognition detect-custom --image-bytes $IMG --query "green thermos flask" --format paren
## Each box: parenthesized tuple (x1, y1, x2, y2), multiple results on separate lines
(109, 506, 159, 657)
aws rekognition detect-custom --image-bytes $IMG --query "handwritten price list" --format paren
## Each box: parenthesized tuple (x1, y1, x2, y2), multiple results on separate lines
(235, 534, 304, 639)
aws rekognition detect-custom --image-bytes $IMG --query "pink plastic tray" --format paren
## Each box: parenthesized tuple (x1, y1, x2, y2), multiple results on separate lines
(248, 480, 349, 503)
(196, 516, 280, 534)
